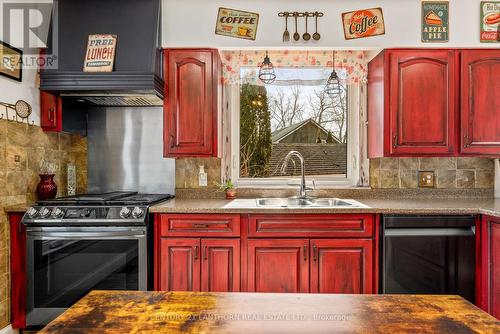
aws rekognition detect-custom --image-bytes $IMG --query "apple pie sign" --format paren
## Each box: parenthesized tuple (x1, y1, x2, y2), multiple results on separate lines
(342, 8, 385, 40)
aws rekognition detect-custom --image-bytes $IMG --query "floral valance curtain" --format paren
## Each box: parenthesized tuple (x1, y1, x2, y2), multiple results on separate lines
(220, 50, 368, 85)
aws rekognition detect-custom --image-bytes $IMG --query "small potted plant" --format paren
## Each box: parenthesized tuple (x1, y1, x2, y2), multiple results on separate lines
(218, 179, 236, 200)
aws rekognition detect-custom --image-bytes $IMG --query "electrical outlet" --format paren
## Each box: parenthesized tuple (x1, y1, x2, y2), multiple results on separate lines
(418, 171, 435, 188)
(14, 155, 20, 162)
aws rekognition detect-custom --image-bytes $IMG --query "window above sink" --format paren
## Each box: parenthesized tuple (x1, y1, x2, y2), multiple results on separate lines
(222, 50, 369, 189)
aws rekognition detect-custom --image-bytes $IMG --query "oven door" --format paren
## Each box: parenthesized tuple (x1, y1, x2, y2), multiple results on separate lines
(26, 227, 147, 327)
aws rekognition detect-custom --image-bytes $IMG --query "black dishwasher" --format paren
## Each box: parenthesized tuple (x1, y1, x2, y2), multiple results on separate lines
(381, 215, 476, 303)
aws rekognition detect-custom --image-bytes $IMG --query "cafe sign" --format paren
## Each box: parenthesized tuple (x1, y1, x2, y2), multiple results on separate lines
(83, 34, 117, 72)
(215, 7, 259, 40)
(342, 8, 385, 40)
(480, 1, 500, 43)
(421, 1, 449, 42)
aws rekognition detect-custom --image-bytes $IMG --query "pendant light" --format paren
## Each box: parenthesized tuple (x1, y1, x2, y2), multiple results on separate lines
(258, 51, 276, 84)
(324, 50, 342, 98)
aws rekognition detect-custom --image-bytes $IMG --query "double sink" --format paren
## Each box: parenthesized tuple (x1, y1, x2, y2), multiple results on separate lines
(255, 198, 368, 208)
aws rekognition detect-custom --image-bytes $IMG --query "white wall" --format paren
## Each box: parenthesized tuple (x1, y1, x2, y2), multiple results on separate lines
(162, 0, 499, 49)
(0, 0, 44, 125)
(0, 70, 40, 125)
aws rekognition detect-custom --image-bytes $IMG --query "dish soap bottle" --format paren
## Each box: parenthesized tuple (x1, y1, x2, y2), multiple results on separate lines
(198, 165, 208, 187)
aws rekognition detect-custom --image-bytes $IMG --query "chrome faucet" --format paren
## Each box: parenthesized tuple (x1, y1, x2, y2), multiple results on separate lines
(281, 151, 311, 199)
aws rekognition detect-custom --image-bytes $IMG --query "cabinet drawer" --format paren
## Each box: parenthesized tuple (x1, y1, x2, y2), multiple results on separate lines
(159, 214, 240, 237)
(248, 214, 374, 238)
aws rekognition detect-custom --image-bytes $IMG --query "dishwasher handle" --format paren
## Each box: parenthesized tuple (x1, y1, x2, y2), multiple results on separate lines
(384, 227, 475, 237)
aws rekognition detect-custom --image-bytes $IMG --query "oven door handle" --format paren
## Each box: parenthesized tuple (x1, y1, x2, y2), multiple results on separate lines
(27, 230, 146, 239)
(384, 227, 475, 237)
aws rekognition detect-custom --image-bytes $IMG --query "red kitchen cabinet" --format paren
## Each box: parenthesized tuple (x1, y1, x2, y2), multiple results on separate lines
(478, 215, 500, 319)
(247, 239, 310, 293)
(163, 49, 221, 157)
(40, 91, 62, 132)
(460, 50, 500, 156)
(159, 238, 200, 291)
(9, 212, 26, 329)
(158, 237, 240, 292)
(201, 239, 240, 292)
(310, 239, 373, 294)
(368, 49, 458, 157)
(369, 48, 500, 158)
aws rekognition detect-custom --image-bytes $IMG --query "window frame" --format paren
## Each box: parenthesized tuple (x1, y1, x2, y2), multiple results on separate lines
(229, 80, 362, 189)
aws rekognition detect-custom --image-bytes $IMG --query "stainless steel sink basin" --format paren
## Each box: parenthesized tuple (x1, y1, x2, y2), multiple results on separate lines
(255, 198, 367, 208)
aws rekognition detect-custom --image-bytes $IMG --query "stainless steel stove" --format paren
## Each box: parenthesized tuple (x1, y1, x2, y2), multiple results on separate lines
(21, 191, 173, 327)
(22, 191, 173, 226)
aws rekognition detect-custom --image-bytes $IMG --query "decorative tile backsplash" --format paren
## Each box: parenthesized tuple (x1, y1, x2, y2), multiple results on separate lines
(370, 157, 495, 189)
(175, 158, 221, 189)
(0, 119, 88, 328)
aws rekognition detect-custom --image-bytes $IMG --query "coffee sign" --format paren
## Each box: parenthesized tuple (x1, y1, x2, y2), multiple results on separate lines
(342, 8, 385, 40)
(215, 7, 259, 40)
(421, 1, 449, 42)
(480, 1, 500, 43)
(83, 34, 117, 72)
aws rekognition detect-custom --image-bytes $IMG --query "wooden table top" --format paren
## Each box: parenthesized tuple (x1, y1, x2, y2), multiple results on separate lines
(39, 291, 500, 334)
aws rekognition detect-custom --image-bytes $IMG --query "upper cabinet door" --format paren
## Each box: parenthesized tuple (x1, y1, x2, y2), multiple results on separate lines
(460, 50, 500, 156)
(389, 50, 457, 156)
(164, 49, 219, 157)
(40, 91, 62, 132)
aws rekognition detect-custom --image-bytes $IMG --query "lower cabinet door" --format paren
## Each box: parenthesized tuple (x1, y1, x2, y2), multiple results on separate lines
(159, 238, 200, 291)
(201, 239, 240, 292)
(247, 239, 309, 293)
(310, 239, 373, 294)
(480, 216, 500, 319)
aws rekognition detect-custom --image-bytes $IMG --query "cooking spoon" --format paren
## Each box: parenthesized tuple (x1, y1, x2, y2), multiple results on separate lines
(293, 12, 300, 41)
(313, 12, 321, 40)
(303, 12, 311, 41)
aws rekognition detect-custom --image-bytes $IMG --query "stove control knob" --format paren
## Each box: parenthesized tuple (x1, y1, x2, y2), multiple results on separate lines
(80, 209, 92, 218)
(52, 207, 64, 219)
(39, 207, 51, 218)
(119, 207, 131, 218)
(27, 207, 39, 218)
(131, 207, 144, 218)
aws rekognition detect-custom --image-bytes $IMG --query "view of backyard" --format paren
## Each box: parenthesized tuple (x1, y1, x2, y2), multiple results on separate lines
(239, 67, 348, 178)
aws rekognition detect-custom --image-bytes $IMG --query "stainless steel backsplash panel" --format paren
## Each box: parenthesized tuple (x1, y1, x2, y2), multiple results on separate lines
(87, 107, 175, 194)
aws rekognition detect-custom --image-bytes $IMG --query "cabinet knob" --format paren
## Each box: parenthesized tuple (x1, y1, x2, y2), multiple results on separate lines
(313, 245, 318, 261)
(303, 245, 308, 261)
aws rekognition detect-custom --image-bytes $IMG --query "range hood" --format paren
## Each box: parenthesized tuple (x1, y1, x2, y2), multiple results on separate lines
(40, 0, 163, 106)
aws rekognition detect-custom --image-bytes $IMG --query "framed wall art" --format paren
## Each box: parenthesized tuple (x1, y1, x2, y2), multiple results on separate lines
(83, 34, 117, 72)
(0, 41, 22, 82)
(215, 7, 259, 40)
(341, 8, 385, 40)
(480, 1, 500, 42)
(421, 1, 449, 42)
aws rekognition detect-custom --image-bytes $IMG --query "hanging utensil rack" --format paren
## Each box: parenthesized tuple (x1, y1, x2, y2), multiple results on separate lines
(0, 99, 35, 125)
(278, 11, 324, 42)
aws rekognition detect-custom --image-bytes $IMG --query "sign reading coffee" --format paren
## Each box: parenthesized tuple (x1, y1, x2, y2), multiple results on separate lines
(342, 8, 385, 40)
(83, 34, 117, 72)
(215, 7, 259, 40)
(421, 1, 449, 42)
(480, 1, 500, 42)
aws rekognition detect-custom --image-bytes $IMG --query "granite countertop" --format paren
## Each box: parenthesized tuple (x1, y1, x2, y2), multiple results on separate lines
(39, 290, 499, 334)
(150, 198, 500, 217)
(3, 203, 33, 213)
